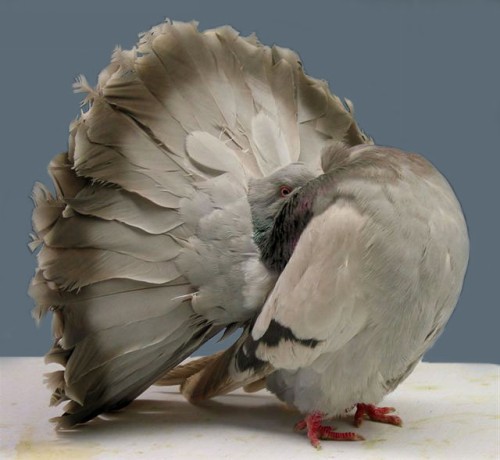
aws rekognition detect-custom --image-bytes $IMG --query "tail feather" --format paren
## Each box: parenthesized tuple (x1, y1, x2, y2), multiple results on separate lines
(243, 378, 267, 393)
(37, 246, 182, 290)
(154, 351, 225, 386)
(43, 214, 181, 262)
(65, 184, 184, 235)
(52, 313, 220, 428)
(48, 152, 87, 199)
(180, 330, 273, 403)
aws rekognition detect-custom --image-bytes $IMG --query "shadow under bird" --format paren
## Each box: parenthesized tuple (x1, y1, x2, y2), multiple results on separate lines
(30, 20, 469, 448)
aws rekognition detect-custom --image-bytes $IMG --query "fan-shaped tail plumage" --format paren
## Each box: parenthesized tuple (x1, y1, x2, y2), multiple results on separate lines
(30, 20, 369, 427)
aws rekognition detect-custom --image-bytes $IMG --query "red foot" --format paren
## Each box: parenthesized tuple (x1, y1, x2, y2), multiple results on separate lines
(354, 403, 402, 427)
(294, 412, 364, 449)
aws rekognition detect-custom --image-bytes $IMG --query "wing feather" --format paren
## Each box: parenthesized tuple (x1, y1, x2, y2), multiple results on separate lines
(252, 203, 370, 369)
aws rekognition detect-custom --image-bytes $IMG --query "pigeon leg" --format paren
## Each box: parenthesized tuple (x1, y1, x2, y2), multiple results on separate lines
(294, 412, 364, 449)
(354, 403, 402, 427)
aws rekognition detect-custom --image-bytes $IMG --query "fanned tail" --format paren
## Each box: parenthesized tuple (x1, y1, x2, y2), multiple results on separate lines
(30, 19, 370, 428)
(30, 155, 222, 428)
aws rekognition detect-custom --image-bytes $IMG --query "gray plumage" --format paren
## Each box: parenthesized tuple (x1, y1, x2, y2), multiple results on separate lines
(30, 20, 369, 428)
(180, 144, 469, 418)
(249, 144, 469, 417)
(30, 19, 468, 442)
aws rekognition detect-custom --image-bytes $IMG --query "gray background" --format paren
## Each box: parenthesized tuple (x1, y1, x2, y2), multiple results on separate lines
(0, 1, 498, 363)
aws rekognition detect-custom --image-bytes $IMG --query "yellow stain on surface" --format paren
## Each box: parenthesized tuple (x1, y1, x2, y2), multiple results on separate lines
(362, 438, 387, 449)
(15, 427, 104, 460)
(412, 385, 440, 391)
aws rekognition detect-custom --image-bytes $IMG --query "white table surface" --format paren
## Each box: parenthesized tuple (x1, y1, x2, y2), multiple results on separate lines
(0, 358, 498, 459)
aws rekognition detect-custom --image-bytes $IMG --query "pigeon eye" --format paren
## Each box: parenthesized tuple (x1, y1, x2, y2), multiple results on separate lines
(279, 185, 293, 197)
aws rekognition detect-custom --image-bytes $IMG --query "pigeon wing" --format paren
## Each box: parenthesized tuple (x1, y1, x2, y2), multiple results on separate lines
(180, 200, 370, 401)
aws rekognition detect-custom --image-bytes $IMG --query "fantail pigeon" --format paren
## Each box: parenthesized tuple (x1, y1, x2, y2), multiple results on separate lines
(30, 20, 469, 448)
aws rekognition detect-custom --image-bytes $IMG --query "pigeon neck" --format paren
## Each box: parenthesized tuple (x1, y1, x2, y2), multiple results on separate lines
(252, 217, 274, 254)
(259, 184, 317, 273)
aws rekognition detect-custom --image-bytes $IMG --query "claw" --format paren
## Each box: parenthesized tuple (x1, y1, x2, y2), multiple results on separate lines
(294, 412, 364, 448)
(354, 403, 403, 427)
(293, 419, 307, 432)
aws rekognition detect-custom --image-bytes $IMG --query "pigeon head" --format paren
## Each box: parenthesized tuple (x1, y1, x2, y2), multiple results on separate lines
(248, 163, 316, 267)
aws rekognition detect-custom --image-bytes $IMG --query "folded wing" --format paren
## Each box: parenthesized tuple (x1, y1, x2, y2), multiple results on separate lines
(180, 200, 371, 401)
